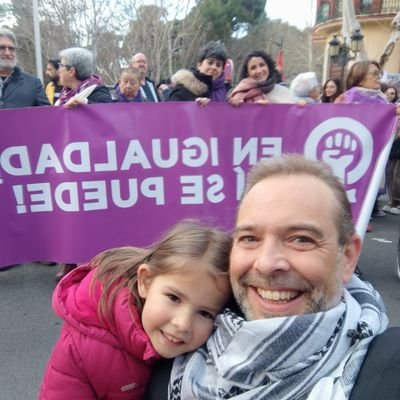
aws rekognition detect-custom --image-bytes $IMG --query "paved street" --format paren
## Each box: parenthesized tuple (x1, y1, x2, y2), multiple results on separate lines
(0, 211, 399, 400)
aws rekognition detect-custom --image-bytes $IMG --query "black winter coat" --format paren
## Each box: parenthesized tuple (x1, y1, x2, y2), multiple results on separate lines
(168, 68, 212, 101)
(0, 67, 50, 109)
(86, 85, 113, 104)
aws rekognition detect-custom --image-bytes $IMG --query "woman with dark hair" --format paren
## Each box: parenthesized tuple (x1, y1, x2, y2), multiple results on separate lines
(385, 85, 398, 103)
(228, 50, 295, 105)
(168, 41, 228, 104)
(321, 78, 343, 103)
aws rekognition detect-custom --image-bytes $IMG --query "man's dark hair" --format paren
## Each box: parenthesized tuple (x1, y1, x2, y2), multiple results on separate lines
(48, 58, 60, 70)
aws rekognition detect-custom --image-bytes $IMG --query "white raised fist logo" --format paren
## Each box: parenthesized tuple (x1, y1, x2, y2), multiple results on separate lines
(305, 118, 373, 203)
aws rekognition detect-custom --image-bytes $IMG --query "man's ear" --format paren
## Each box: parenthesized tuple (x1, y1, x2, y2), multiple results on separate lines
(341, 233, 362, 283)
(137, 264, 154, 299)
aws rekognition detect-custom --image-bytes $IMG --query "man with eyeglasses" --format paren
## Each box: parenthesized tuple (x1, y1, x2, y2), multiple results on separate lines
(130, 52, 160, 102)
(0, 28, 49, 109)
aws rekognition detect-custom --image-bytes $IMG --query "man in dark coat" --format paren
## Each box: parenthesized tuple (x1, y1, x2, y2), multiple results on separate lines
(130, 52, 160, 102)
(0, 28, 49, 109)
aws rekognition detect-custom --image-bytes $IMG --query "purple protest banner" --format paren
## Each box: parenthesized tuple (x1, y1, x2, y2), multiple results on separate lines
(0, 102, 397, 267)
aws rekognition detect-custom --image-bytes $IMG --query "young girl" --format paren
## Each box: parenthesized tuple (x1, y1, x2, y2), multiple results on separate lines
(39, 220, 232, 399)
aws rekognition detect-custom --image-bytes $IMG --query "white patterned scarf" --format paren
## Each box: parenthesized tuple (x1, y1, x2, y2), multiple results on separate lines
(169, 276, 388, 400)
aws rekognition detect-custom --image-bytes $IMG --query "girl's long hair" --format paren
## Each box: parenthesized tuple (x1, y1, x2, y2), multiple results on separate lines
(321, 78, 343, 103)
(89, 219, 232, 322)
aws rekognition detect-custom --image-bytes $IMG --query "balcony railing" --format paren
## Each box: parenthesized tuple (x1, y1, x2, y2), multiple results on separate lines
(316, 1, 400, 25)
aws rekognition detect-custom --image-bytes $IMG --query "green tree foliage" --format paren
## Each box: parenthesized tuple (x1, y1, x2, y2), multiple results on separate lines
(0, 3, 12, 25)
(196, 0, 266, 42)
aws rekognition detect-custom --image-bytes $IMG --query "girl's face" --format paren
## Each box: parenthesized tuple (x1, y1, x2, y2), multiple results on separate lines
(119, 72, 140, 99)
(247, 57, 269, 82)
(138, 261, 230, 358)
(386, 88, 397, 103)
(324, 80, 338, 98)
(197, 57, 224, 80)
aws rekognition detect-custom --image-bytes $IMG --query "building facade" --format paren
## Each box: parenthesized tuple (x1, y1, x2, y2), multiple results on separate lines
(313, 0, 400, 82)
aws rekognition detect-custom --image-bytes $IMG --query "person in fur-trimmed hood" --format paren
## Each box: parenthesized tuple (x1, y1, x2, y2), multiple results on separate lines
(168, 41, 228, 105)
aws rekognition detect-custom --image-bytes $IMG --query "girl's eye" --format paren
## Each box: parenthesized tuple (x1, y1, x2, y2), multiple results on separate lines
(199, 310, 214, 320)
(166, 294, 180, 303)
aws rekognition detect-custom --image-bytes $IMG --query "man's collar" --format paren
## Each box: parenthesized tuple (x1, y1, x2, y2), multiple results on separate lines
(0, 67, 16, 79)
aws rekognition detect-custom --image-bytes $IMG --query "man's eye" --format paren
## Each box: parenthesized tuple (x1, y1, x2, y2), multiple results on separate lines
(238, 235, 257, 243)
(294, 236, 312, 243)
(199, 310, 214, 320)
(289, 236, 316, 249)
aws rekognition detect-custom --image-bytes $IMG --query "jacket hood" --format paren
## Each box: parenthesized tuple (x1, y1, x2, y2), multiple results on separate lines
(53, 264, 158, 362)
(171, 68, 210, 96)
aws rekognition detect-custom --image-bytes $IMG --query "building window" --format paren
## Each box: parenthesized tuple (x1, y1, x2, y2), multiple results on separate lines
(334, 0, 342, 17)
(360, 0, 373, 13)
(321, 2, 330, 18)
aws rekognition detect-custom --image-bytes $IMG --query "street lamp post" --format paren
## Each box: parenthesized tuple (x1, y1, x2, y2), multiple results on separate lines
(328, 29, 364, 79)
(32, 0, 43, 82)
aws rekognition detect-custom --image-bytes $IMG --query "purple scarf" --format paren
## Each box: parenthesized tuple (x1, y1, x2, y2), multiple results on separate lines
(57, 74, 103, 106)
(115, 85, 142, 102)
(211, 73, 227, 102)
(341, 87, 387, 104)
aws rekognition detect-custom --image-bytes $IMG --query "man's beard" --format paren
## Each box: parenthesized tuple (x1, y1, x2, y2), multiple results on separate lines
(50, 76, 60, 84)
(0, 57, 17, 72)
(232, 268, 343, 320)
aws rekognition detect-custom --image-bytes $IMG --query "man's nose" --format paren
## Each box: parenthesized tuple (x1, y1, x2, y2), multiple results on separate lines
(254, 239, 291, 274)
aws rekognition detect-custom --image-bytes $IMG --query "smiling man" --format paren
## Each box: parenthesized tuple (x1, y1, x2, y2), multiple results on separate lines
(145, 154, 399, 400)
(0, 28, 49, 109)
(229, 159, 357, 320)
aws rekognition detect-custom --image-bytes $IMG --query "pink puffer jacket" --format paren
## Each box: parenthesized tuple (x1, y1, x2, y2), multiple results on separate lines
(39, 264, 159, 399)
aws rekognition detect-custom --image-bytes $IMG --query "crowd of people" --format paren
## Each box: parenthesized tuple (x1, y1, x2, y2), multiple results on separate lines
(2, 26, 399, 237)
(2, 25, 400, 399)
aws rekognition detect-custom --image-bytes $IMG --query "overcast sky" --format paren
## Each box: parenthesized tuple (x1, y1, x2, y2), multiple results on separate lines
(265, 0, 316, 30)
(0, 0, 317, 30)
